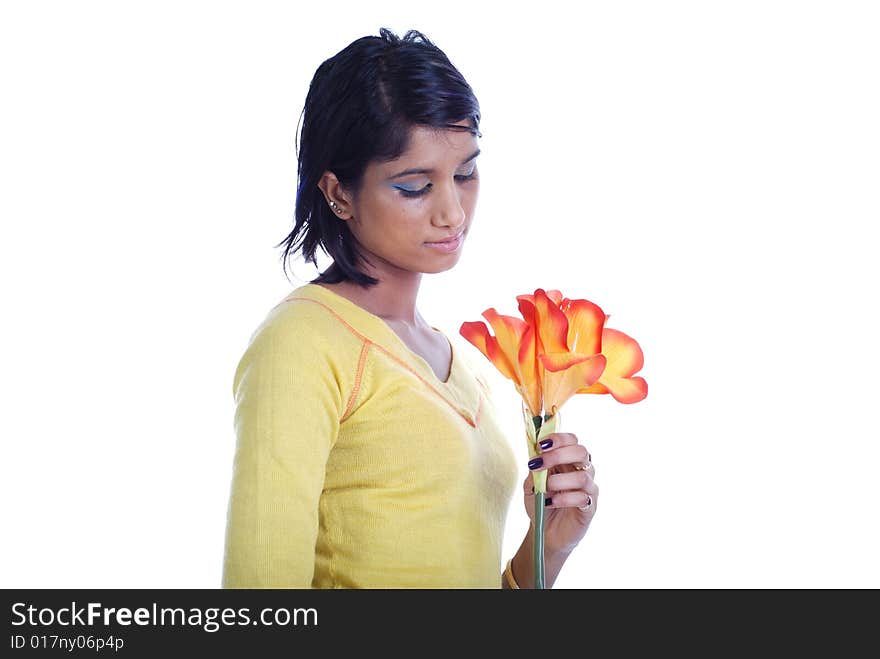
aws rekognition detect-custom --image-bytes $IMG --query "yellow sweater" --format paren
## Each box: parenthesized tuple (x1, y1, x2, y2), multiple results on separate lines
(222, 283, 520, 588)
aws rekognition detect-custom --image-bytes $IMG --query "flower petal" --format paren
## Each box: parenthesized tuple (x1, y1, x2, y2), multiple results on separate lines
(544, 289, 564, 306)
(516, 294, 536, 327)
(604, 375, 647, 404)
(597, 328, 648, 404)
(538, 351, 599, 372)
(459, 320, 518, 382)
(517, 323, 542, 417)
(542, 354, 606, 415)
(533, 288, 569, 354)
(576, 383, 608, 395)
(561, 298, 605, 356)
(482, 307, 528, 355)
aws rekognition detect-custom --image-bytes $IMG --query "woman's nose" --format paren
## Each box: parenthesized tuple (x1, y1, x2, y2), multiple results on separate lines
(432, 183, 467, 229)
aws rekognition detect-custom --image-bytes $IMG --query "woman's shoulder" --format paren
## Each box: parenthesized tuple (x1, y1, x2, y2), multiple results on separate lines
(231, 288, 366, 399)
(240, 287, 365, 361)
(263, 287, 346, 332)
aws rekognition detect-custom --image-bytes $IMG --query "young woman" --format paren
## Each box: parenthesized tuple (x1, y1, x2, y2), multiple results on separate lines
(222, 28, 598, 589)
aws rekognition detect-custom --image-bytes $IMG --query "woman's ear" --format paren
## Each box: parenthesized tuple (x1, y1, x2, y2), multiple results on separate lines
(317, 171, 352, 219)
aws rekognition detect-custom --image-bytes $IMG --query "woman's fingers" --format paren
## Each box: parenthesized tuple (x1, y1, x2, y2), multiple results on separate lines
(523, 433, 597, 507)
(545, 474, 599, 510)
(545, 469, 592, 493)
(527, 442, 589, 473)
(536, 432, 578, 451)
(545, 488, 598, 511)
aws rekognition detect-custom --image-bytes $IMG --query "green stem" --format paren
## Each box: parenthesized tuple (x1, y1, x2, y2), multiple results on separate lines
(534, 492, 546, 589)
(532, 414, 545, 590)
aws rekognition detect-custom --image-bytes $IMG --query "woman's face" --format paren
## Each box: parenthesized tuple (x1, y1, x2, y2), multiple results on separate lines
(327, 120, 480, 277)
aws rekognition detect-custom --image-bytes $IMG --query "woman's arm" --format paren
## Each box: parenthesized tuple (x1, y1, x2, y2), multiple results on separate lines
(502, 534, 572, 589)
(222, 308, 344, 588)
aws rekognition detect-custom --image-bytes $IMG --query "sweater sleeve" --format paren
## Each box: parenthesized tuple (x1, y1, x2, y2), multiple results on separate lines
(222, 304, 345, 588)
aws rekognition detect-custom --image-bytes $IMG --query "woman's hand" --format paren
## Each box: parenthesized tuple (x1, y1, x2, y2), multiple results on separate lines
(522, 432, 598, 555)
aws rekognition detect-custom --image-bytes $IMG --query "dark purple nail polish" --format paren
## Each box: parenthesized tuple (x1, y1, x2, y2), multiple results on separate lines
(528, 457, 543, 470)
(544, 497, 553, 506)
(539, 438, 553, 450)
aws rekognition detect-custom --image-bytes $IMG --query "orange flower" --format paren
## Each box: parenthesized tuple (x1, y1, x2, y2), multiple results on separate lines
(460, 310, 542, 417)
(520, 288, 648, 408)
(461, 288, 648, 417)
(516, 289, 607, 416)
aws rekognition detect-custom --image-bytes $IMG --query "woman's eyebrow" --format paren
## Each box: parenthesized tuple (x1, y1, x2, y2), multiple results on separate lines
(386, 148, 481, 180)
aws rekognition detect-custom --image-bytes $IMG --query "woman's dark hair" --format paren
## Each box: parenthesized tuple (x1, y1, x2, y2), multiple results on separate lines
(275, 28, 482, 288)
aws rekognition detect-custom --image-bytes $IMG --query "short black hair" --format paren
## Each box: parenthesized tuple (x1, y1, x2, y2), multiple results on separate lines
(276, 28, 482, 288)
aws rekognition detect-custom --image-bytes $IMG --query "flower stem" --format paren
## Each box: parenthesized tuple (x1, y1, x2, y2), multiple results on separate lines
(534, 492, 546, 589)
(532, 414, 545, 590)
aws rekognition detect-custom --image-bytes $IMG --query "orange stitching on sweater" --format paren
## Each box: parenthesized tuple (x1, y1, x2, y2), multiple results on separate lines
(341, 340, 371, 423)
(283, 296, 477, 428)
(368, 343, 475, 428)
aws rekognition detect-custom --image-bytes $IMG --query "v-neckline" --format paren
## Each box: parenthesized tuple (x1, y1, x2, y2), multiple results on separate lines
(304, 283, 457, 387)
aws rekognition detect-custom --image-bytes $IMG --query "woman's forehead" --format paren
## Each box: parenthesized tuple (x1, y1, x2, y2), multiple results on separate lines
(382, 127, 480, 176)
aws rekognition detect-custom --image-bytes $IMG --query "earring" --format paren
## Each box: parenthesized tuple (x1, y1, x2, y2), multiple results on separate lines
(329, 200, 343, 214)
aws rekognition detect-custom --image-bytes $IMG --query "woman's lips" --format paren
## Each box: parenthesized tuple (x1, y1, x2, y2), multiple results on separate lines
(425, 231, 464, 252)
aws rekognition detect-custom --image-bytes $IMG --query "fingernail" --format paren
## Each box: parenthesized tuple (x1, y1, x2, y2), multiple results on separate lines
(544, 497, 553, 507)
(527, 457, 543, 470)
(539, 438, 553, 450)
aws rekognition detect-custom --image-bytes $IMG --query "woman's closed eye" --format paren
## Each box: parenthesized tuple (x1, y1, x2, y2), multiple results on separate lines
(394, 169, 478, 198)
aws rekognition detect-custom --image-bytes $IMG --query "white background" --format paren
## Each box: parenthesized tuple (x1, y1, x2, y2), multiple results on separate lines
(1, 1, 878, 588)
